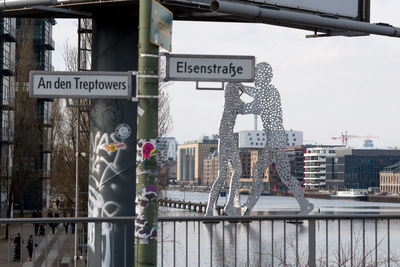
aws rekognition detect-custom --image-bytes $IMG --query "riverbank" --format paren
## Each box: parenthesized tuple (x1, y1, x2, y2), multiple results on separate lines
(165, 187, 400, 203)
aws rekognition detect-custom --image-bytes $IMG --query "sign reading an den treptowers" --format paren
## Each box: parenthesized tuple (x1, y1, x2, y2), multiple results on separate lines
(29, 71, 133, 99)
(165, 54, 255, 82)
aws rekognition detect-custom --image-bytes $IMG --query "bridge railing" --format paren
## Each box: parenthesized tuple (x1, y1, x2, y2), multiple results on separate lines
(158, 214, 400, 267)
(1, 214, 400, 266)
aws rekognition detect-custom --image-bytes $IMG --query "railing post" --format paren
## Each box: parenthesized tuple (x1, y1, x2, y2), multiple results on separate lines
(308, 219, 316, 267)
(95, 222, 102, 267)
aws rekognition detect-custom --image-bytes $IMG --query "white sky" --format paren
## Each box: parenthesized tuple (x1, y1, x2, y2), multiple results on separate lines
(52, 0, 400, 148)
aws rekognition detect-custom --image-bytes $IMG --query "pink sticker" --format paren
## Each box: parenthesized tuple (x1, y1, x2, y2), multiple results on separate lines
(142, 143, 155, 159)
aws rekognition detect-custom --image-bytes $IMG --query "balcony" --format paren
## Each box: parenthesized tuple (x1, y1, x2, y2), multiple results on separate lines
(1, 23, 16, 42)
(1, 56, 15, 76)
(33, 35, 55, 50)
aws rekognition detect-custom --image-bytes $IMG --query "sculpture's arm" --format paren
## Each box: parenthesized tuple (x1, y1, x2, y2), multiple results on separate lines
(240, 84, 258, 98)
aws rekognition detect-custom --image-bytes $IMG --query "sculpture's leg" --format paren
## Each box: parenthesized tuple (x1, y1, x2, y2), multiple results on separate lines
(274, 151, 314, 215)
(242, 151, 272, 215)
(205, 161, 227, 216)
(224, 156, 242, 216)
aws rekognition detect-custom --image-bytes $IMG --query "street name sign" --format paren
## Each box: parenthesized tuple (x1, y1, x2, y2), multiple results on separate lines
(29, 71, 134, 99)
(151, 0, 173, 52)
(165, 54, 255, 82)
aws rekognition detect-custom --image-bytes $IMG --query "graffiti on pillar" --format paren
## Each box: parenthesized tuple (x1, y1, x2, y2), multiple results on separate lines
(206, 62, 314, 216)
(88, 131, 126, 266)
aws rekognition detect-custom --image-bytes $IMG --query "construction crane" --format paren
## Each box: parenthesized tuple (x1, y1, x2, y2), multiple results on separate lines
(331, 131, 378, 147)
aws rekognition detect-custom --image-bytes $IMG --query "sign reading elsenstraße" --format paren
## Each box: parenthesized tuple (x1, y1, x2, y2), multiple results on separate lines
(29, 71, 134, 99)
(165, 54, 255, 82)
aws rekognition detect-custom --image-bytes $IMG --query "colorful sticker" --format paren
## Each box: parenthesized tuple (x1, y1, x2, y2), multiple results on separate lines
(137, 139, 158, 162)
(104, 141, 126, 152)
(135, 186, 157, 240)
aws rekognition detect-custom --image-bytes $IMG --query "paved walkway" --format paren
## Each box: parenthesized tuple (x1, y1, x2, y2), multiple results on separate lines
(0, 223, 74, 267)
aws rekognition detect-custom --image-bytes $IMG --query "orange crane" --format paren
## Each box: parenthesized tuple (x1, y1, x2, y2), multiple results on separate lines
(331, 131, 378, 146)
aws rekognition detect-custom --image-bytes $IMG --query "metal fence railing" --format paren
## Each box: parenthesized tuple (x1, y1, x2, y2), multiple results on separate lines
(1, 214, 400, 267)
(158, 214, 400, 267)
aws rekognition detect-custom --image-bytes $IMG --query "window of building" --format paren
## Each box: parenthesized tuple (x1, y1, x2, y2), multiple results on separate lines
(251, 142, 253, 145)
(2, 110, 8, 141)
(2, 77, 9, 105)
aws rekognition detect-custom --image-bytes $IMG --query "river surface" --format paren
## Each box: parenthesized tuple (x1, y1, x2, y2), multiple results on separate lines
(158, 191, 400, 266)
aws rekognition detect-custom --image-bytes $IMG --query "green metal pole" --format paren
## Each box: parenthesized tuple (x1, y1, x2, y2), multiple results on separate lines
(136, 0, 159, 265)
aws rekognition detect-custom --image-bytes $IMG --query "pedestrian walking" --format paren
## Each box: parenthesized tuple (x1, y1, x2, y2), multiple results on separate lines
(55, 211, 60, 229)
(13, 233, 23, 261)
(32, 210, 39, 236)
(26, 235, 37, 261)
(48, 211, 56, 234)
(63, 212, 69, 234)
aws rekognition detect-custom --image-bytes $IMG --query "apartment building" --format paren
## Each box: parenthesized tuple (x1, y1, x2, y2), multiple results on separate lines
(303, 147, 337, 189)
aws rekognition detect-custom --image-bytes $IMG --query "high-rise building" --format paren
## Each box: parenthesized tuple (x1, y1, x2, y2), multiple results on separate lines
(0, 18, 16, 217)
(0, 18, 55, 215)
(326, 149, 400, 191)
(23, 18, 55, 210)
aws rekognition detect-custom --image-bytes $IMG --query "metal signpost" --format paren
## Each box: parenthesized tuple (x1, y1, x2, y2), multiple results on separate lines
(29, 71, 135, 99)
(150, 0, 173, 51)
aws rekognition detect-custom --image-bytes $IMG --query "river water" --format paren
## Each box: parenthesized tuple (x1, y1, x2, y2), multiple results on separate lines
(158, 191, 400, 266)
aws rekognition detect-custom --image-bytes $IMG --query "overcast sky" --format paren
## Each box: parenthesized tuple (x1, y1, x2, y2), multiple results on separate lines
(52, 0, 400, 148)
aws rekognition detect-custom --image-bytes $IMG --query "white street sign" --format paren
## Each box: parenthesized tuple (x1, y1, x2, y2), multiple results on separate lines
(165, 54, 255, 82)
(29, 71, 134, 99)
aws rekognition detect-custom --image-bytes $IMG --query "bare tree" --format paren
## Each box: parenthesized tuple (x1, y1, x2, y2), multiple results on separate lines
(6, 19, 41, 221)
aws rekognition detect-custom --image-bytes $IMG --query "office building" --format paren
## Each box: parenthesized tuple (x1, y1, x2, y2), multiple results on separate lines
(0, 18, 55, 215)
(177, 136, 218, 185)
(380, 162, 400, 194)
(326, 149, 400, 191)
(0, 18, 16, 217)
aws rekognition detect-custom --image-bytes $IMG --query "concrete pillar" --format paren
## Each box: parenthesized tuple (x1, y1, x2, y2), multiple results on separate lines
(88, 7, 138, 267)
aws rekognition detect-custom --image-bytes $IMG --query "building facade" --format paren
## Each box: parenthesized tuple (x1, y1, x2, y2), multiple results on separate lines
(177, 136, 218, 185)
(203, 151, 219, 186)
(158, 137, 177, 162)
(326, 149, 400, 191)
(28, 18, 55, 210)
(0, 18, 16, 217)
(0, 18, 55, 215)
(380, 162, 400, 194)
(238, 130, 303, 149)
(303, 147, 337, 189)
